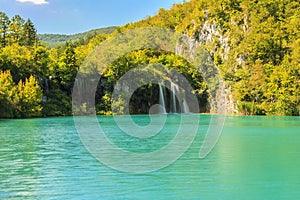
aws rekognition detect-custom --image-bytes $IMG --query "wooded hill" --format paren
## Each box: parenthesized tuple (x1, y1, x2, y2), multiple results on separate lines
(39, 26, 116, 47)
(1, 0, 299, 118)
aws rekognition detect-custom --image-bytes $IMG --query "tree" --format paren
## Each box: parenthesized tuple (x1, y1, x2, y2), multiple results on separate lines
(0, 70, 15, 118)
(58, 43, 78, 95)
(16, 75, 43, 117)
(0, 12, 10, 47)
(0, 44, 33, 83)
(33, 45, 49, 76)
(22, 19, 38, 47)
(8, 15, 25, 46)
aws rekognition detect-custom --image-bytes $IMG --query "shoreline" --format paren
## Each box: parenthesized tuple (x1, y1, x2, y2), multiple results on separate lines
(1, 112, 299, 121)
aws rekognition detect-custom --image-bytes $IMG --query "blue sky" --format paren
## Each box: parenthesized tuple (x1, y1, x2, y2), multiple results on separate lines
(0, 0, 184, 34)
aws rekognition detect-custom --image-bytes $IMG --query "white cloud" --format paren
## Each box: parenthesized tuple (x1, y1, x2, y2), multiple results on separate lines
(16, 0, 49, 5)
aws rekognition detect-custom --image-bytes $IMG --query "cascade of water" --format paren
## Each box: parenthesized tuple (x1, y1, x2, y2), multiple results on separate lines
(170, 81, 178, 114)
(158, 83, 167, 114)
(175, 84, 180, 113)
(169, 81, 190, 114)
(182, 99, 190, 114)
(162, 83, 167, 110)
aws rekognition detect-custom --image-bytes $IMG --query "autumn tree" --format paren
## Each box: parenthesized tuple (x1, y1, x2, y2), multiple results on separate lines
(8, 15, 25, 46)
(15, 75, 43, 117)
(0, 70, 15, 118)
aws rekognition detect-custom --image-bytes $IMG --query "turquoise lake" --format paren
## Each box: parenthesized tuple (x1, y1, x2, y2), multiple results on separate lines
(0, 115, 299, 199)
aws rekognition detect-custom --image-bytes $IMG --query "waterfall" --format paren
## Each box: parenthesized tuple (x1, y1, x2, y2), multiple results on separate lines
(170, 81, 178, 114)
(158, 81, 190, 114)
(158, 83, 167, 114)
(182, 99, 190, 114)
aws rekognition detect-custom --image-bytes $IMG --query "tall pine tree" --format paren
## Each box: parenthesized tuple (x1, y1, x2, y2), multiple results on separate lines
(23, 19, 38, 47)
(0, 12, 10, 47)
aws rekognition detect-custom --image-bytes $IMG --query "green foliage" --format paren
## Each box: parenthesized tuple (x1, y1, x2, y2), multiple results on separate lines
(39, 26, 116, 47)
(97, 49, 209, 115)
(1, 0, 300, 117)
(115, 0, 300, 115)
(0, 12, 10, 47)
(33, 45, 50, 76)
(15, 75, 43, 118)
(96, 93, 113, 115)
(0, 70, 15, 118)
(42, 89, 72, 116)
(8, 15, 25, 46)
(23, 19, 38, 47)
(0, 44, 32, 82)
(0, 70, 42, 118)
(57, 43, 78, 95)
(237, 101, 265, 116)
(0, 12, 82, 118)
(1, 14, 38, 47)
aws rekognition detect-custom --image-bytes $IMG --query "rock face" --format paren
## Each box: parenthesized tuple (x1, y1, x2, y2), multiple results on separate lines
(176, 20, 235, 114)
(195, 21, 230, 60)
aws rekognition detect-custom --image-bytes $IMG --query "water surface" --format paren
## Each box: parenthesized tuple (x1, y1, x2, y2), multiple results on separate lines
(0, 115, 299, 199)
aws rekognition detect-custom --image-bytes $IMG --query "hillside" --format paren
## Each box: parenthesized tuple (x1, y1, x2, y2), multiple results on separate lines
(1, 0, 300, 118)
(39, 26, 116, 47)
(120, 0, 300, 115)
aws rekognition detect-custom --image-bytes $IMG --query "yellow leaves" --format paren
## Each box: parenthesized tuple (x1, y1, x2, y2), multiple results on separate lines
(16, 75, 43, 117)
(1, 43, 31, 61)
(0, 70, 14, 100)
(261, 61, 300, 115)
(0, 70, 42, 118)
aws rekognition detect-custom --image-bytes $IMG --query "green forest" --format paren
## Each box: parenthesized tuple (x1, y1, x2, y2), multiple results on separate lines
(1, 0, 300, 118)
(38, 26, 116, 47)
